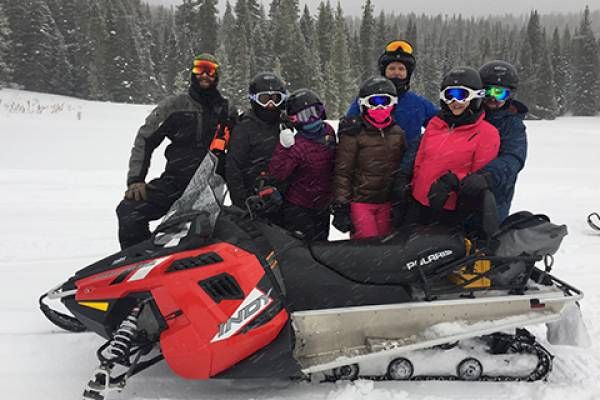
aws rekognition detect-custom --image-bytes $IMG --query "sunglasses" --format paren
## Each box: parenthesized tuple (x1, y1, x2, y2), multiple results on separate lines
(192, 60, 219, 77)
(384, 40, 414, 54)
(440, 86, 485, 104)
(288, 104, 325, 125)
(485, 86, 511, 101)
(359, 93, 398, 109)
(249, 91, 287, 108)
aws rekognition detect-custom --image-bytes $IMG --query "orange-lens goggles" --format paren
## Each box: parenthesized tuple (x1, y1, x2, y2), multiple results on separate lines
(385, 40, 414, 54)
(192, 60, 219, 77)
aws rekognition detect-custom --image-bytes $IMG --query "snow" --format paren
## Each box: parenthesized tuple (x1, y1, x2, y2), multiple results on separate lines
(1, 88, 600, 399)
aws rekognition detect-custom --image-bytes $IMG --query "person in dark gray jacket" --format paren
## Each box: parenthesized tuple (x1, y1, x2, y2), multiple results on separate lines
(116, 53, 231, 250)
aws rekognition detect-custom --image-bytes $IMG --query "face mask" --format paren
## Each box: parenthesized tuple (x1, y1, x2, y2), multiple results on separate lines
(301, 119, 324, 134)
(365, 107, 393, 128)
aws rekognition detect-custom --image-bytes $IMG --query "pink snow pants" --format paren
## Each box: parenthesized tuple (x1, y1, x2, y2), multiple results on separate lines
(350, 202, 392, 239)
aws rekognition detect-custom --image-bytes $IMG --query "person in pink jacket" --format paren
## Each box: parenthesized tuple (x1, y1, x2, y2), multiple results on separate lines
(399, 67, 500, 227)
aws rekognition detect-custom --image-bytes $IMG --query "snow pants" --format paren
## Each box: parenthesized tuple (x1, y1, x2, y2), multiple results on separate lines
(116, 175, 185, 250)
(350, 202, 392, 239)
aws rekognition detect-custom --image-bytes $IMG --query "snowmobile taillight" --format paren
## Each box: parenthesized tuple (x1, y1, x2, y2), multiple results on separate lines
(530, 299, 546, 309)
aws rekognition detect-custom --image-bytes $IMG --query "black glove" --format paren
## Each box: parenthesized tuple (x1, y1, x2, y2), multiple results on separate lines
(460, 171, 494, 197)
(391, 172, 412, 227)
(249, 173, 283, 215)
(428, 172, 459, 211)
(331, 203, 354, 233)
(338, 116, 362, 136)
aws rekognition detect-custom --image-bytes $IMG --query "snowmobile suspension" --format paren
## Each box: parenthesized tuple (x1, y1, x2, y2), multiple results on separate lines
(82, 301, 162, 400)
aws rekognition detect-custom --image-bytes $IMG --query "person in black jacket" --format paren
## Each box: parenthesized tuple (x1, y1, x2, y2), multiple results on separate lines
(226, 72, 287, 210)
(116, 53, 232, 250)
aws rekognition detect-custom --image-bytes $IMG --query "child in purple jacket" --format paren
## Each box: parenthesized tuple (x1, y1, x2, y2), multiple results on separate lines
(268, 89, 336, 241)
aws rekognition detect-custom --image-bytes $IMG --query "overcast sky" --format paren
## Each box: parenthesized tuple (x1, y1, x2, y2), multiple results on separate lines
(144, 0, 596, 16)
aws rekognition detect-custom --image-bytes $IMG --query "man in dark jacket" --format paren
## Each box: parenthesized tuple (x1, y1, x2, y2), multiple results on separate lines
(116, 53, 231, 249)
(226, 72, 287, 209)
(460, 60, 528, 222)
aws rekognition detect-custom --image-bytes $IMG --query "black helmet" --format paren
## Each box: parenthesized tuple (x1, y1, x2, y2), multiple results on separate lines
(359, 76, 397, 98)
(249, 72, 286, 94)
(479, 60, 519, 89)
(378, 41, 416, 77)
(286, 88, 323, 116)
(441, 66, 483, 91)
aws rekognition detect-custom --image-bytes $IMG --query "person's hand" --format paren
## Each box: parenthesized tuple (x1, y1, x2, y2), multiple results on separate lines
(124, 182, 151, 201)
(427, 172, 459, 210)
(460, 171, 494, 197)
(337, 116, 362, 136)
(331, 203, 354, 233)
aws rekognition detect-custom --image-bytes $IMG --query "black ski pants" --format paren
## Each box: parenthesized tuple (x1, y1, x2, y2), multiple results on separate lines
(116, 175, 185, 249)
(280, 201, 330, 241)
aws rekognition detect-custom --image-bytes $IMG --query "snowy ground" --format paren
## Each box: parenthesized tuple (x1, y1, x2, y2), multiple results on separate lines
(1, 88, 599, 400)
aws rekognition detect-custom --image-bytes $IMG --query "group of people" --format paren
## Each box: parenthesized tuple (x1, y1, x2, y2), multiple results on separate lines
(115, 40, 528, 250)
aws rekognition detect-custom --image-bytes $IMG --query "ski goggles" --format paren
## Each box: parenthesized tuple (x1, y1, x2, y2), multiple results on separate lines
(288, 104, 325, 125)
(384, 40, 414, 54)
(359, 94, 398, 109)
(249, 91, 287, 108)
(192, 59, 219, 77)
(440, 86, 485, 104)
(484, 85, 511, 101)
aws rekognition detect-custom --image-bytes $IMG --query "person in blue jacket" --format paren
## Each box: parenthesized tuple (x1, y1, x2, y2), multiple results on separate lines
(345, 40, 438, 145)
(459, 60, 528, 222)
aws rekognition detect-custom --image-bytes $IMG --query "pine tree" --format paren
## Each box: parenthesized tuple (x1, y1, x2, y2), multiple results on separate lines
(375, 11, 389, 54)
(251, 5, 271, 73)
(322, 59, 339, 115)
(404, 17, 417, 49)
(551, 28, 570, 116)
(331, 2, 357, 117)
(3, 1, 34, 90)
(572, 6, 599, 116)
(18, 0, 71, 95)
(299, 4, 314, 46)
(86, 0, 109, 100)
(535, 31, 557, 119)
(517, 31, 537, 117)
(0, 3, 12, 86)
(161, 12, 180, 95)
(359, 0, 376, 81)
(270, 0, 309, 90)
(198, 0, 219, 54)
(103, 0, 145, 103)
(175, 0, 199, 60)
(315, 1, 334, 70)
(560, 26, 574, 113)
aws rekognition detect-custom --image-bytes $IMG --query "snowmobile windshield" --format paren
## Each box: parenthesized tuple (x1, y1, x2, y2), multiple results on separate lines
(154, 152, 226, 246)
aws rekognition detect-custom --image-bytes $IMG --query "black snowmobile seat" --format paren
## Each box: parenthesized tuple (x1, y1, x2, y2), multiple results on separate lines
(310, 225, 466, 285)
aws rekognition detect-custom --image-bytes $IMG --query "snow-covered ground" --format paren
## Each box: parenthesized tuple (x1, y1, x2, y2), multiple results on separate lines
(1, 88, 599, 400)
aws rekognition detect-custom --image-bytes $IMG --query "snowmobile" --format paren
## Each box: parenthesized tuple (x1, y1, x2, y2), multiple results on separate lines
(39, 154, 585, 400)
(587, 212, 600, 231)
